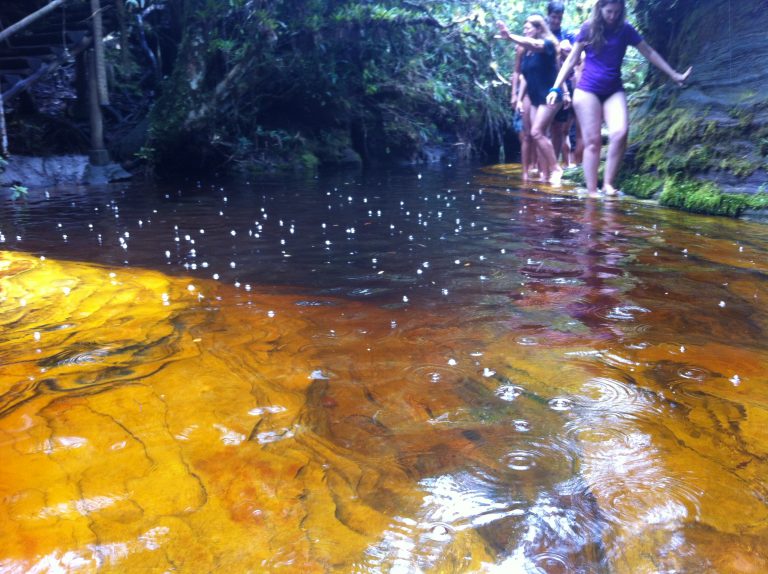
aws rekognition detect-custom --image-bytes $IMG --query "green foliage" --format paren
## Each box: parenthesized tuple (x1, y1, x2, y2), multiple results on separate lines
(148, 0, 529, 172)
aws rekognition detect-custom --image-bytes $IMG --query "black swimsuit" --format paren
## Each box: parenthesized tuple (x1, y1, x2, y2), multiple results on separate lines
(520, 39, 558, 107)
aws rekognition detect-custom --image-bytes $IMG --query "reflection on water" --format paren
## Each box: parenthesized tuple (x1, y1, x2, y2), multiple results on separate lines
(1, 164, 768, 572)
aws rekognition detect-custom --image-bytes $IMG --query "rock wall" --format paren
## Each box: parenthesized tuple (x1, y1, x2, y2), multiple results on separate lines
(628, 0, 768, 196)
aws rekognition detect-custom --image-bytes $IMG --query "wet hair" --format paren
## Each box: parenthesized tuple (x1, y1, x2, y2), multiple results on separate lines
(547, 1, 565, 15)
(587, 0, 626, 53)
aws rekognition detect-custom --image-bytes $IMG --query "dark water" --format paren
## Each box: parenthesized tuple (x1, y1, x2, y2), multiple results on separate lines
(1, 164, 767, 573)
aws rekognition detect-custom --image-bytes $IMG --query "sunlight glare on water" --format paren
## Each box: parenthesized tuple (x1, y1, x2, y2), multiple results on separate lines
(1, 164, 768, 572)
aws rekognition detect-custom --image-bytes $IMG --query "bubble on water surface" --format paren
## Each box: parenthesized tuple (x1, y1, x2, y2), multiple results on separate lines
(677, 366, 710, 381)
(512, 419, 531, 432)
(496, 385, 524, 402)
(548, 397, 573, 411)
(531, 552, 570, 574)
(505, 451, 536, 471)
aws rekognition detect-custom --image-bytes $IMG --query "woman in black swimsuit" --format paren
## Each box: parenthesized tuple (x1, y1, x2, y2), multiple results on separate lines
(498, 15, 564, 185)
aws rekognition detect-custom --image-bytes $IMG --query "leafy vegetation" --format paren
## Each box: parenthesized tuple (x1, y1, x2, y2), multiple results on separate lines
(147, 0, 596, 174)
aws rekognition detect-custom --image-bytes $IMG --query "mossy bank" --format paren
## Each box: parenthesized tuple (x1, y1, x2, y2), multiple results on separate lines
(609, 0, 768, 217)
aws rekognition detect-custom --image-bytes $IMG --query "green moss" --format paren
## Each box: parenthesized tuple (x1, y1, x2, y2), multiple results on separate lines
(682, 145, 715, 172)
(657, 177, 767, 217)
(728, 106, 754, 129)
(718, 156, 758, 178)
(703, 120, 719, 139)
(562, 165, 585, 185)
(759, 137, 768, 157)
(632, 102, 768, 179)
(618, 174, 664, 199)
(746, 193, 768, 210)
(632, 107, 707, 173)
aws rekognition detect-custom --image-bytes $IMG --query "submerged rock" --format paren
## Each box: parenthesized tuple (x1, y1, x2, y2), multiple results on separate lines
(1, 155, 131, 188)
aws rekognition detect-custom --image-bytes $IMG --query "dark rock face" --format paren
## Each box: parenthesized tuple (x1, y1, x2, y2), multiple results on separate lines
(630, 0, 768, 192)
(0, 156, 131, 187)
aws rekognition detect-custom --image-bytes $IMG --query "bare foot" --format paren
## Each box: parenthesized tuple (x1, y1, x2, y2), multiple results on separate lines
(549, 168, 563, 187)
(522, 171, 530, 181)
(574, 187, 599, 198)
(602, 184, 619, 196)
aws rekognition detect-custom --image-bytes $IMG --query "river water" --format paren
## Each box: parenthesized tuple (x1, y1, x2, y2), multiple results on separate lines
(1, 164, 767, 573)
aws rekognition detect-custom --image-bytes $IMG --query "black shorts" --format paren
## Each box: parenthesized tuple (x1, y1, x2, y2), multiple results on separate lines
(554, 106, 573, 123)
(555, 79, 574, 122)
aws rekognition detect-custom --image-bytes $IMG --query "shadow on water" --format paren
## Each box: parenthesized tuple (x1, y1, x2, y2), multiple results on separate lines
(1, 163, 768, 572)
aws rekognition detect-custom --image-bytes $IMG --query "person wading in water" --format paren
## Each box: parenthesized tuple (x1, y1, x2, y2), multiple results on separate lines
(546, 0, 691, 196)
(498, 15, 564, 186)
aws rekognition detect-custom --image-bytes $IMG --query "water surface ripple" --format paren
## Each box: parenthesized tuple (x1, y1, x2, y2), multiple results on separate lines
(1, 164, 767, 572)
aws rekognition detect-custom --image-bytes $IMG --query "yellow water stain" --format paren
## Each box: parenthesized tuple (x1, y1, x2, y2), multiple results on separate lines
(3, 244, 768, 573)
(1, 251, 496, 572)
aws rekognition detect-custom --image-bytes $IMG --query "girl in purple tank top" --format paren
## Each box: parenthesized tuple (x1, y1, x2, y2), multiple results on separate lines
(546, 0, 692, 196)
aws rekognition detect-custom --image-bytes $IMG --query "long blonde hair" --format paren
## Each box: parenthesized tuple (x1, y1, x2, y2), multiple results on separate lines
(587, 0, 626, 53)
(525, 14, 559, 54)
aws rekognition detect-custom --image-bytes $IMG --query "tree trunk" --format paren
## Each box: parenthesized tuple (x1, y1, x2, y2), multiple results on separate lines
(90, 0, 109, 105)
(87, 50, 109, 165)
(114, 0, 130, 68)
(0, 93, 8, 158)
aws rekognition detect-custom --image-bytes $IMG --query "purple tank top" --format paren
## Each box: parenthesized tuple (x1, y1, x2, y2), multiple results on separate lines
(576, 21, 643, 96)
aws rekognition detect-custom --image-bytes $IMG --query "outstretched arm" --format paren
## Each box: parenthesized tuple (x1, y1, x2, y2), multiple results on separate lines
(635, 41, 692, 86)
(496, 21, 549, 52)
(545, 41, 585, 105)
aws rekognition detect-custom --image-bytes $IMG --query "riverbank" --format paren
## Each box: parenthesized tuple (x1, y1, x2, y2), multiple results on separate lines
(0, 155, 131, 187)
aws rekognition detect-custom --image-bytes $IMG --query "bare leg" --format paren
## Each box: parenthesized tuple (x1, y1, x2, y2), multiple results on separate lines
(572, 89, 603, 194)
(526, 99, 541, 177)
(520, 97, 534, 180)
(530, 102, 561, 184)
(563, 114, 575, 166)
(551, 118, 566, 165)
(601, 91, 629, 195)
(573, 118, 584, 165)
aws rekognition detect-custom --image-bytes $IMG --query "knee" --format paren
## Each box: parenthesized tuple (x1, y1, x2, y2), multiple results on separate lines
(608, 128, 628, 146)
(583, 134, 601, 152)
(530, 127, 547, 142)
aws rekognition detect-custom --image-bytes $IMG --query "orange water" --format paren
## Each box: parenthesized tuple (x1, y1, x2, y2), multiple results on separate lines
(1, 166, 767, 572)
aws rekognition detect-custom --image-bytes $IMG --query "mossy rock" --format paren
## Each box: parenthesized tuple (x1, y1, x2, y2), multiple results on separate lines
(617, 173, 664, 199)
(659, 177, 768, 217)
